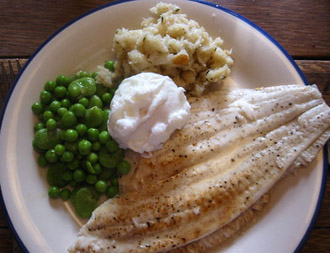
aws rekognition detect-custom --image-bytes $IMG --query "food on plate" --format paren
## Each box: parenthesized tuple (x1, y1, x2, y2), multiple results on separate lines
(111, 2, 233, 96)
(68, 84, 330, 252)
(119, 84, 330, 192)
(108, 72, 191, 155)
(31, 63, 132, 218)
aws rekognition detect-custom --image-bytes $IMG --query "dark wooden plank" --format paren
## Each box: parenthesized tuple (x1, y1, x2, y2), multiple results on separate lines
(0, 0, 329, 58)
(300, 228, 330, 253)
(0, 205, 9, 228)
(0, 0, 111, 57)
(313, 177, 330, 228)
(220, 0, 330, 59)
(0, 58, 28, 111)
(296, 60, 330, 105)
(0, 229, 13, 253)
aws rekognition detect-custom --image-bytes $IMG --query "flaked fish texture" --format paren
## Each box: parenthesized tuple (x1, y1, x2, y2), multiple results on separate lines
(170, 192, 270, 253)
(69, 84, 330, 253)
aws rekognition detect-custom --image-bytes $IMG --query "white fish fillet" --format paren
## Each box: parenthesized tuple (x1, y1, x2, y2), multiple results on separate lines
(68, 84, 330, 252)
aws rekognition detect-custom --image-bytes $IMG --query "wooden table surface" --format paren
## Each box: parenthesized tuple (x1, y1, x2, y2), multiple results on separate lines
(0, 0, 329, 252)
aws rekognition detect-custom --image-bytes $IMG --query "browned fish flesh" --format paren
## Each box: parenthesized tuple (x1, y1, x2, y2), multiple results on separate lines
(68, 84, 330, 252)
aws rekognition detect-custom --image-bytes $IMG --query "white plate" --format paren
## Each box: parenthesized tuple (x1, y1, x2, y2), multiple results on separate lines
(0, 0, 327, 252)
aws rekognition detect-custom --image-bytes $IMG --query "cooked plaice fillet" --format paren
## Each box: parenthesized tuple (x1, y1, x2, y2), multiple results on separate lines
(68, 84, 330, 253)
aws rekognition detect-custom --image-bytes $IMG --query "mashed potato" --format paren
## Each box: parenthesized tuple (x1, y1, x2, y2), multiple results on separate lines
(112, 2, 233, 96)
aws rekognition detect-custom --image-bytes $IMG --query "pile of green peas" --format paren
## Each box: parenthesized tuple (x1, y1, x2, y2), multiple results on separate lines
(31, 61, 131, 218)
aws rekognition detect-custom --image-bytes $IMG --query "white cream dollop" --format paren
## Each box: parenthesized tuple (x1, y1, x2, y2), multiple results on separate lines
(108, 72, 190, 154)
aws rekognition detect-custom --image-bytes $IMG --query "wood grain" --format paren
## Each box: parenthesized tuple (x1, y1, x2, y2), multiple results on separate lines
(0, 229, 14, 253)
(300, 229, 330, 253)
(0, 0, 329, 58)
(297, 60, 330, 105)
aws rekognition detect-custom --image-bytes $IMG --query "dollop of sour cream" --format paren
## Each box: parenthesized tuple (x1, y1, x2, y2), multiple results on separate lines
(108, 72, 190, 155)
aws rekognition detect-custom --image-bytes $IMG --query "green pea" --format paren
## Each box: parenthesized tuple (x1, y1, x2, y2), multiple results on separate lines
(56, 75, 70, 87)
(59, 129, 66, 141)
(40, 90, 52, 104)
(95, 180, 107, 193)
(86, 175, 97, 185)
(98, 131, 110, 144)
(48, 186, 60, 199)
(34, 122, 45, 132)
(96, 82, 109, 97)
(104, 60, 115, 71)
(32, 140, 45, 155)
(64, 129, 78, 142)
(62, 171, 73, 181)
(60, 188, 71, 201)
(71, 187, 98, 218)
(117, 160, 131, 175)
(67, 75, 77, 85)
(78, 139, 92, 155)
(61, 151, 74, 163)
(78, 97, 89, 108)
(111, 177, 119, 186)
(46, 118, 57, 131)
(89, 95, 103, 109)
(106, 139, 118, 153)
(69, 77, 96, 97)
(68, 83, 81, 98)
(98, 124, 107, 132)
(99, 148, 121, 169)
(67, 160, 80, 171)
(45, 149, 58, 163)
(91, 71, 98, 79)
(106, 185, 118, 198)
(73, 169, 86, 183)
(54, 144, 65, 156)
(47, 163, 67, 187)
(75, 71, 90, 79)
(103, 109, 110, 124)
(87, 152, 98, 164)
(67, 105, 74, 113)
(34, 128, 60, 150)
(65, 141, 78, 153)
(57, 107, 67, 117)
(60, 98, 71, 108)
(76, 124, 88, 136)
(87, 128, 99, 142)
(103, 108, 110, 116)
(32, 141, 41, 154)
(84, 161, 95, 174)
(37, 155, 48, 167)
(32, 102, 44, 115)
(93, 163, 102, 175)
(109, 87, 116, 95)
(54, 86, 67, 98)
(92, 141, 101, 151)
(102, 92, 113, 104)
(43, 110, 54, 122)
(71, 103, 86, 118)
(49, 100, 61, 113)
(61, 111, 77, 129)
(44, 81, 57, 93)
(99, 167, 114, 180)
(80, 77, 96, 96)
(85, 107, 103, 128)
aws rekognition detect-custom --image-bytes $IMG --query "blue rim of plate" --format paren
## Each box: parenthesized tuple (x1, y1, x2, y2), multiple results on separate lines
(0, 0, 326, 252)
